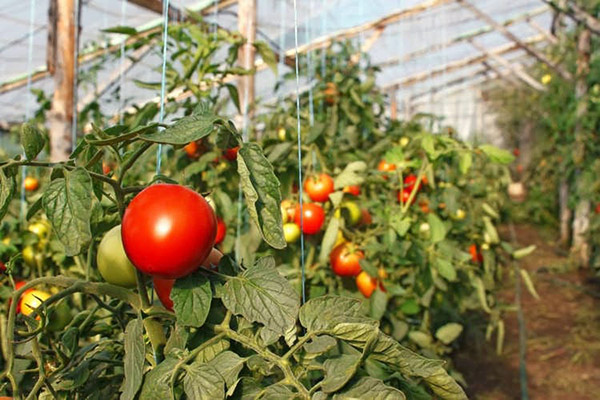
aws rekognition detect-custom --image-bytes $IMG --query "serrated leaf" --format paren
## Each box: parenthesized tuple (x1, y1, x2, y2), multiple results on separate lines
(222, 257, 299, 337)
(408, 331, 433, 347)
(141, 105, 220, 144)
(427, 213, 446, 243)
(333, 377, 406, 400)
(304, 335, 337, 354)
(171, 272, 212, 328)
(195, 338, 230, 363)
(322, 354, 361, 393)
(319, 217, 341, 264)
(383, 146, 403, 164)
(258, 384, 294, 400)
(42, 167, 92, 256)
(435, 258, 456, 282)
(207, 351, 246, 388)
(459, 152, 472, 175)
(422, 134, 435, 158)
(139, 357, 178, 400)
(183, 363, 225, 400)
(21, 123, 45, 160)
(225, 83, 241, 114)
(164, 323, 188, 355)
(121, 319, 145, 400)
(0, 169, 16, 221)
(333, 161, 366, 190)
(435, 323, 463, 345)
(237, 143, 285, 249)
(299, 296, 364, 332)
(478, 145, 515, 164)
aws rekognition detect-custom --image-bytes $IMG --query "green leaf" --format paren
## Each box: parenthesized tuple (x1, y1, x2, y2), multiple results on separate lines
(435, 323, 463, 345)
(42, 167, 93, 256)
(319, 217, 341, 264)
(222, 257, 299, 337)
(513, 245, 536, 259)
(254, 41, 278, 74)
(299, 296, 363, 332)
(333, 377, 406, 400)
(333, 161, 366, 190)
(304, 335, 337, 354)
(20, 123, 45, 160)
(121, 319, 145, 400)
(258, 384, 294, 400)
(139, 357, 178, 400)
(0, 169, 16, 221)
(390, 214, 411, 237)
(427, 213, 446, 243)
(194, 337, 230, 363)
(478, 145, 515, 164)
(102, 26, 137, 35)
(206, 351, 246, 388)
(383, 146, 404, 164)
(369, 290, 388, 321)
(171, 272, 212, 328)
(237, 143, 285, 249)
(408, 331, 433, 348)
(141, 104, 220, 144)
(421, 134, 435, 158)
(322, 354, 361, 393)
(183, 363, 225, 400)
(459, 152, 472, 175)
(435, 258, 457, 282)
(330, 320, 380, 347)
(164, 323, 188, 355)
(225, 84, 241, 114)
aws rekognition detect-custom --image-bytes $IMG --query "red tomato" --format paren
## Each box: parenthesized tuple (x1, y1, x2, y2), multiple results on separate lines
(360, 208, 372, 226)
(153, 277, 174, 311)
(343, 185, 361, 196)
(102, 162, 112, 175)
(0, 261, 5, 273)
(356, 271, 377, 298)
(330, 243, 363, 277)
(595, 203, 600, 214)
(377, 160, 396, 173)
(24, 177, 39, 192)
(121, 184, 217, 279)
(304, 173, 334, 203)
(469, 244, 483, 263)
(397, 189, 414, 205)
(184, 141, 199, 159)
(215, 218, 226, 245)
(513, 148, 520, 157)
(404, 174, 418, 191)
(223, 146, 240, 161)
(293, 203, 325, 235)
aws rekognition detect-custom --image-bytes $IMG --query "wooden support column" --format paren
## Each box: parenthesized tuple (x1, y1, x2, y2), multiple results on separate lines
(457, 0, 572, 80)
(544, 0, 600, 36)
(48, 0, 76, 161)
(527, 18, 559, 44)
(129, 0, 183, 20)
(571, 26, 591, 267)
(390, 90, 398, 120)
(237, 0, 256, 133)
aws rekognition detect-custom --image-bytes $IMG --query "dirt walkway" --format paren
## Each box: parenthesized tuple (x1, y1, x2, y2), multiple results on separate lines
(454, 225, 600, 400)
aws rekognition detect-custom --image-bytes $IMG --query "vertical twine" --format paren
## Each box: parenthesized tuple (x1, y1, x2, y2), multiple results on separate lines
(155, 0, 171, 176)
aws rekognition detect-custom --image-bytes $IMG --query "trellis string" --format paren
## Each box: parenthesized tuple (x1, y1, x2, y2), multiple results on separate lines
(72, 0, 80, 146)
(293, 0, 306, 304)
(305, 0, 314, 127)
(118, 0, 127, 124)
(155, 0, 171, 176)
(20, 0, 37, 224)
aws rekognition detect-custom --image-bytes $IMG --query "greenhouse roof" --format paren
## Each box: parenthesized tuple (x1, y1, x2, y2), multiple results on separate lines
(0, 0, 554, 137)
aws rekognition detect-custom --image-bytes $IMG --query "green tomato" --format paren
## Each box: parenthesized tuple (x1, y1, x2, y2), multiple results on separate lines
(283, 223, 301, 243)
(47, 299, 72, 332)
(97, 225, 138, 288)
(28, 221, 50, 240)
(335, 201, 361, 226)
(22, 246, 41, 268)
(278, 127, 287, 141)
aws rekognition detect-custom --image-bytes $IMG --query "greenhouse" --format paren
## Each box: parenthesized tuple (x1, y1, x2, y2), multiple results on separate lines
(0, 0, 599, 398)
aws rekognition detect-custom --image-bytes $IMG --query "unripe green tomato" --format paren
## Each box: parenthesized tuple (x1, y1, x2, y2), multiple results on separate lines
(419, 222, 430, 233)
(399, 137, 410, 147)
(455, 209, 466, 220)
(335, 201, 361, 226)
(283, 223, 301, 243)
(97, 225, 138, 288)
(46, 300, 72, 332)
(22, 246, 39, 268)
(278, 127, 287, 141)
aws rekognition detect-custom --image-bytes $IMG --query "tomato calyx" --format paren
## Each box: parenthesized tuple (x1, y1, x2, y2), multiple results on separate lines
(304, 173, 334, 203)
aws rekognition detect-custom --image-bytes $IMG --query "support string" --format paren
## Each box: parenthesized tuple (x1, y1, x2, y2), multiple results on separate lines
(155, 0, 171, 176)
(292, 0, 306, 304)
(277, 0, 287, 96)
(304, 0, 314, 127)
(118, 0, 127, 125)
(20, 0, 37, 225)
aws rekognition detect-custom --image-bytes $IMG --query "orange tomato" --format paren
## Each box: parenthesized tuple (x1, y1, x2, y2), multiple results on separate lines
(343, 185, 361, 196)
(356, 271, 377, 298)
(24, 177, 39, 192)
(330, 243, 363, 277)
(304, 173, 334, 203)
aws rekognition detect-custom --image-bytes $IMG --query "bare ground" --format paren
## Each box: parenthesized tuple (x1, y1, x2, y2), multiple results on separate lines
(454, 224, 600, 400)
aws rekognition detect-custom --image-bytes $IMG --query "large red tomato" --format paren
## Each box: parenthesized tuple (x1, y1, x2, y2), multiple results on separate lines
(121, 184, 217, 279)
(304, 173, 334, 202)
(215, 218, 226, 245)
(330, 243, 363, 277)
(293, 203, 325, 235)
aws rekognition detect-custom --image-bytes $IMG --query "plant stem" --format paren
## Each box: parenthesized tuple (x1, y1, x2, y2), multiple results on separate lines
(118, 141, 153, 186)
(282, 332, 313, 361)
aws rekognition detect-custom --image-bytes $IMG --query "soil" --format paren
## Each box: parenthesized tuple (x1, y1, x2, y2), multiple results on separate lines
(454, 224, 600, 400)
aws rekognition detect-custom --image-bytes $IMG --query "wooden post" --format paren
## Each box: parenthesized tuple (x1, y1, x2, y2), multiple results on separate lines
(48, 0, 76, 161)
(237, 0, 256, 135)
(571, 26, 591, 266)
(390, 90, 398, 120)
(457, 0, 572, 80)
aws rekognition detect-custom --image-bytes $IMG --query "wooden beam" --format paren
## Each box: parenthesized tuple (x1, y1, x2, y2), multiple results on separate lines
(128, 0, 182, 20)
(48, 0, 76, 161)
(0, 0, 238, 95)
(527, 18, 558, 44)
(384, 34, 544, 91)
(237, 0, 256, 133)
(469, 39, 545, 91)
(481, 61, 520, 87)
(379, 6, 550, 69)
(543, 0, 600, 36)
(456, 0, 572, 80)
(350, 26, 385, 64)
